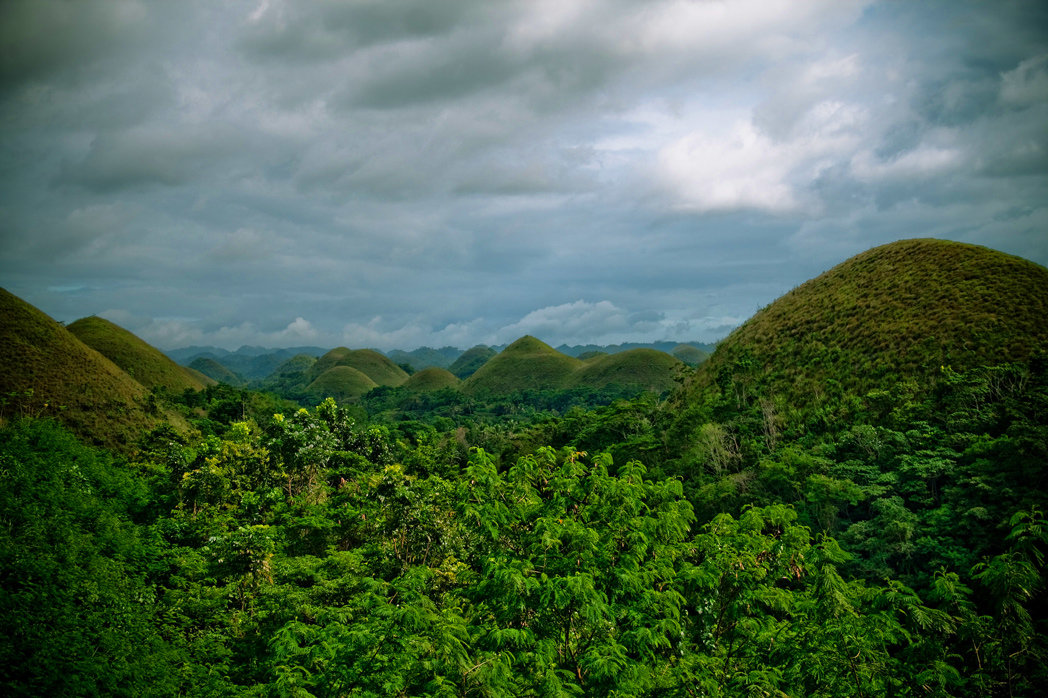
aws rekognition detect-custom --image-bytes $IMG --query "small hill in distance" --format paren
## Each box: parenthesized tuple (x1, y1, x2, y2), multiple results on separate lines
(402, 367, 461, 392)
(462, 336, 584, 395)
(565, 348, 683, 392)
(458, 337, 685, 397)
(672, 344, 710, 366)
(685, 238, 1048, 407)
(448, 345, 497, 379)
(257, 354, 317, 396)
(309, 348, 409, 387)
(189, 357, 245, 386)
(305, 366, 378, 401)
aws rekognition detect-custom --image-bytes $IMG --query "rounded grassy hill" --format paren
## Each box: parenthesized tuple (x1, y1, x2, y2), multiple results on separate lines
(305, 366, 378, 402)
(565, 348, 683, 392)
(672, 344, 710, 366)
(461, 336, 584, 396)
(448, 345, 497, 379)
(685, 238, 1048, 405)
(0, 289, 179, 448)
(402, 367, 461, 392)
(188, 357, 244, 386)
(68, 316, 212, 392)
(310, 348, 408, 387)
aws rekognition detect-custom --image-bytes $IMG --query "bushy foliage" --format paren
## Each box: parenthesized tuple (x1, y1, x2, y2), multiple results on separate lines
(4, 354, 1045, 696)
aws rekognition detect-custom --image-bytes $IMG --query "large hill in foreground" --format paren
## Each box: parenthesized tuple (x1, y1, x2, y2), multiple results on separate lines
(0, 289, 175, 447)
(685, 238, 1048, 406)
(68, 316, 213, 393)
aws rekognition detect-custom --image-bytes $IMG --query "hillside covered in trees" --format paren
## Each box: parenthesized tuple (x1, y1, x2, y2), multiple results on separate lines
(2, 239, 1047, 696)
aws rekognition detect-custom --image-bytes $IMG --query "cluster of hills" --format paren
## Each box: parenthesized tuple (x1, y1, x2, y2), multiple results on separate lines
(4, 237, 1046, 696)
(236, 337, 688, 402)
(172, 339, 712, 386)
(0, 293, 696, 445)
(3, 238, 1046, 448)
(0, 291, 212, 448)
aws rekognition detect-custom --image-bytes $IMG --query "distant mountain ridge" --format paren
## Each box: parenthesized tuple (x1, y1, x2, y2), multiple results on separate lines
(168, 340, 713, 382)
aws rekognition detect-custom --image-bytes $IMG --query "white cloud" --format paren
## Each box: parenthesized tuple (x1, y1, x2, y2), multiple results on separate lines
(658, 120, 802, 213)
(655, 98, 867, 215)
(850, 144, 965, 182)
(3, 0, 1047, 354)
(133, 316, 324, 351)
(999, 53, 1048, 108)
(494, 300, 630, 345)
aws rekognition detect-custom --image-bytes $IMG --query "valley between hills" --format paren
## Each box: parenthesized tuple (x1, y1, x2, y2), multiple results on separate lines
(2, 238, 1047, 695)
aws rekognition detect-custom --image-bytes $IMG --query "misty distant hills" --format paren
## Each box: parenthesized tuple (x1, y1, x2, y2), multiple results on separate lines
(165, 345, 328, 381)
(166, 340, 715, 382)
(4, 238, 1046, 447)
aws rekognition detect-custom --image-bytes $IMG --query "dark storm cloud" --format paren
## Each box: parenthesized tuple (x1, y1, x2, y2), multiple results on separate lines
(1, 0, 1046, 351)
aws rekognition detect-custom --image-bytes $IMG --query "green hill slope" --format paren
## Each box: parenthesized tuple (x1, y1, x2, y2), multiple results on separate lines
(188, 357, 244, 386)
(257, 354, 317, 395)
(0, 289, 173, 448)
(402, 367, 461, 392)
(310, 348, 409, 387)
(67, 316, 211, 393)
(684, 238, 1048, 406)
(386, 346, 461, 371)
(672, 344, 710, 366)
(565, 348, 683, 392)
(448, 345, 496, 379)
(305, 366, 378, 401)
(462, 336, 583, 396)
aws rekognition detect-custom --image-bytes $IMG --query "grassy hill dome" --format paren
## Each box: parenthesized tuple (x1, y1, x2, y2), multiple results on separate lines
(686, 238, 1048, 406)
(402, 367, 461, 392)
(461, 336, 583, 396)
(310, 347, 408, 387)
(309, 347, 354, 379)
(304, 366, 378, 402)
(0, 289, 178, 448)
(188, 357, 244, 386)
(68, 316, 212, 392)
(566, 348, 683, 392)
(448, 345, 497, 379)
(672, 344, 710, 366)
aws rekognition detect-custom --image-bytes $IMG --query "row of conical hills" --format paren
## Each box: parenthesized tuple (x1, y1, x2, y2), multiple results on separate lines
(0, 289, 210, 448)
(244, 338, 686, 401)
(3, 238, 1045, 447)
(179, 339, 708, 384)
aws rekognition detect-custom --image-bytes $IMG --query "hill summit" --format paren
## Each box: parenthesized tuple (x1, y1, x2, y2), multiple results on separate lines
(461, 336, 584, 395)
(687, 238, 1048, 405)
(0, 289, 172, 447)
(68, 315, 212, 393)
(461, 336, 683, 396)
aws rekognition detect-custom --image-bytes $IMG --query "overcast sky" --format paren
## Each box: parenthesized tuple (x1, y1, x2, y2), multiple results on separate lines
(2, 0, 1046, 351)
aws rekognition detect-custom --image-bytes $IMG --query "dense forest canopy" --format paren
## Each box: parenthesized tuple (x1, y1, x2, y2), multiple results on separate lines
(2, 240, 1047, 696)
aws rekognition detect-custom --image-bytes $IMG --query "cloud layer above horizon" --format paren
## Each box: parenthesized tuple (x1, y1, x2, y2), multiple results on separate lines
(2, 0, 1046, 351)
